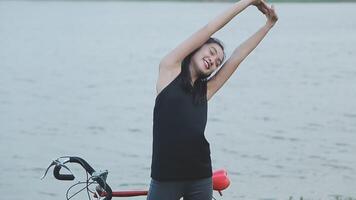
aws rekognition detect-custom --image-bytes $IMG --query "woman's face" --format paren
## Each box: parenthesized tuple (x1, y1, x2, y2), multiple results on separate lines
(191, 43, 224, 77)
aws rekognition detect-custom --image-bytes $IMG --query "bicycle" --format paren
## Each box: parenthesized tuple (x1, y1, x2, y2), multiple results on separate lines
(42, 156, 231, 200)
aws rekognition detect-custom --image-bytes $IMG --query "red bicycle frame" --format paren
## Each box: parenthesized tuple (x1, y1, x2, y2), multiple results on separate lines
(42, 156, 230, 200)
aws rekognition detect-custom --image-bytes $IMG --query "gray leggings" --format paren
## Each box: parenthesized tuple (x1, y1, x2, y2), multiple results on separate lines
(146, 177, 213, 200)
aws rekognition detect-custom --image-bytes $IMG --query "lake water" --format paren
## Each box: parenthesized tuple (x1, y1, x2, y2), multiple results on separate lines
(0, 1, 355, 200)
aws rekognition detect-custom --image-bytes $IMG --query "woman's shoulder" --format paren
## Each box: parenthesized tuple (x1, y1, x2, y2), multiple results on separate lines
(156, 64, 181, 97)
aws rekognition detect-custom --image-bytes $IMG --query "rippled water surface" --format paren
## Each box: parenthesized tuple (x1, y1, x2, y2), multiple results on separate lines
(0, 1, 355, 200)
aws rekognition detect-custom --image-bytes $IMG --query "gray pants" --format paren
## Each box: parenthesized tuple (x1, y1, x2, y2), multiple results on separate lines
(146, 177, 213, 200)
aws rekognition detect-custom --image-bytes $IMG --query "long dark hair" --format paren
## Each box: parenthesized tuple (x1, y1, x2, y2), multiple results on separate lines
(180, 37, 225, 104)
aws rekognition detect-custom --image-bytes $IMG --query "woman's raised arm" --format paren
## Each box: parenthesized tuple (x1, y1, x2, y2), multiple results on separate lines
(159, 0, 256, 70)
(207, 3, 278, 101)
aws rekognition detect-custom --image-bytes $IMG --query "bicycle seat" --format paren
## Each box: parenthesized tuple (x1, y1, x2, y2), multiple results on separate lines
(212, 169, 230, 196)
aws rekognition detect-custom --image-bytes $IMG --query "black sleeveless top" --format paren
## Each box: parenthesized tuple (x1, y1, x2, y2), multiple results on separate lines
(150, 71, 212, 181)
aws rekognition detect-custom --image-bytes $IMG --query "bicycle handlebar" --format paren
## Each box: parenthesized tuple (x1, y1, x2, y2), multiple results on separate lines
(42, 156, 112, 200)
(53, 165, 75, 180)
(68, 157, 96, 174)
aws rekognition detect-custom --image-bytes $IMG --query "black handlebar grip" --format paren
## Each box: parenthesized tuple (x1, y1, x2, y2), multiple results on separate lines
(69, 157, 95, 174)
(53, 165, 75, 181)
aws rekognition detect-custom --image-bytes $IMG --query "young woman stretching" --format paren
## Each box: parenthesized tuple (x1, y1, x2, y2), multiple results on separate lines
(148, 0, 278, 199)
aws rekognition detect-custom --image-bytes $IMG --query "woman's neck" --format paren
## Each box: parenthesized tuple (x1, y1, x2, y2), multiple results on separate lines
(188, 64, 199, 85)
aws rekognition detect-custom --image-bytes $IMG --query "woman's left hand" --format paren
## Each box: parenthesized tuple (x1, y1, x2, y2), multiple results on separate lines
(251, 0, 269, 15)
(264, 4, 279, 28)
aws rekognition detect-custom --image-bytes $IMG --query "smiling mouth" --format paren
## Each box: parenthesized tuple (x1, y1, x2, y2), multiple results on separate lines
(204, 59, 210, 69)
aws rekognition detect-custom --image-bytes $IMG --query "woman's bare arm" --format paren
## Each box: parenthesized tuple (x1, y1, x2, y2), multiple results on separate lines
(157, 0, 258, 95)
(207, 3, 278, 101)
(160, 0, 254, 70)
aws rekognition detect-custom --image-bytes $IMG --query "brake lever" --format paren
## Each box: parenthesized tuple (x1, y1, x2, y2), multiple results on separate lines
(92, 170, 108, 182)
(41, 158, 73, 180)
(92, 170, 109, 189)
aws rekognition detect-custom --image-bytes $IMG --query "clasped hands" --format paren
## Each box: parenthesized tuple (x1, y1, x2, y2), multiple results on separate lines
(251, 0, 278, 27)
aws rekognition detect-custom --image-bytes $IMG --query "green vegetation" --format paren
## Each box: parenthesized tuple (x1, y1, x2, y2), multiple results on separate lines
(116, 0, 356, 2)
(30, 0, 356, 2)
(250, 0, 349, 1)
(288, 196, 356, 200)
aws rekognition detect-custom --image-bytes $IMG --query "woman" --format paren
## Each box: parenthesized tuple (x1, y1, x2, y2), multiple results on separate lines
(148, 0, 278, 199)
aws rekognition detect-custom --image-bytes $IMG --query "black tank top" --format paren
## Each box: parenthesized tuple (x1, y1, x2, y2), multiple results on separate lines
(150, 71, 212, 181)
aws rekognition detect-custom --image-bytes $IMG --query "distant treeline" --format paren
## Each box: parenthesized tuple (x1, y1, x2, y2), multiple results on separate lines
(28, 0, 356, 2)
(115, 0, 356, 2)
